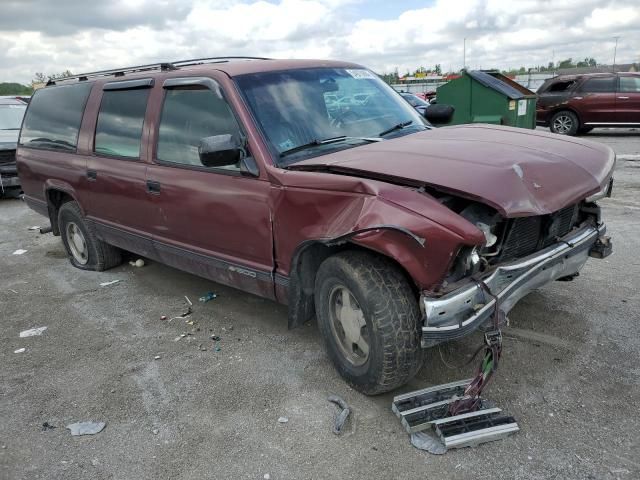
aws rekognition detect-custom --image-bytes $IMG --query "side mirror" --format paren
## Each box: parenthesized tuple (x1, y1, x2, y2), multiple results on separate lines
(424, 103, 454, 125)
(198, 134, 244, 168)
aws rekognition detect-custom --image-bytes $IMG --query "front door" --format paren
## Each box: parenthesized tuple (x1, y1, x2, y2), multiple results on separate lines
(616, 75, 640, 124)
(145, 76, 275, 299)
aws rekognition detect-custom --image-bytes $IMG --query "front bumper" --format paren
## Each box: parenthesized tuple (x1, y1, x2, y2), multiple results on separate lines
(421, 223, 609, 347)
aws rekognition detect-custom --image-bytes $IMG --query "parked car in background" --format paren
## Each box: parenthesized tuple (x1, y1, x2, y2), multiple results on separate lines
(400, 92, 430, 116)
(17, 58, 613, 394)
(0, 96, 28, 197)
(537, 73, 640, 135)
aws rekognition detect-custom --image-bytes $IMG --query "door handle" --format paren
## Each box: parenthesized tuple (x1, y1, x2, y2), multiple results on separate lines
(618, 96, 630, 99)
(146, 180, 161, 194)
(87, 170, 97, 181)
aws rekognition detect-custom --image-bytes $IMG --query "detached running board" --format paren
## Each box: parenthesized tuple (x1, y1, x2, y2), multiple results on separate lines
(392, 380, 519, 449)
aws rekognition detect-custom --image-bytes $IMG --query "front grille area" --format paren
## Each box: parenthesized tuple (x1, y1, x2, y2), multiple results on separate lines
(496, 204, 579, 262)
(0, 149, 16, 165)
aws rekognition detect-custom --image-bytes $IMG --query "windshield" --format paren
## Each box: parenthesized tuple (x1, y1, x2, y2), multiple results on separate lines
(235, 67, 426, 165)
(0, 104, 27, 130)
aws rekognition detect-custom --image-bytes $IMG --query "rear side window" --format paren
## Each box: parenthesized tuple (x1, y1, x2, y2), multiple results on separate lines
(580, 77, 615, 93)
(19, 83, 92, 151)
(546, 80, 575, 92)
(619, 76, 640, 93)
(156, 87, 241, 168)
(95, 89, 149, 158)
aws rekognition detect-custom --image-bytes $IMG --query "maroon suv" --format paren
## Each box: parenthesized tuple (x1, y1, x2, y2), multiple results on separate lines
(537, 72, 640, 135)
(17, 58, 614, 394)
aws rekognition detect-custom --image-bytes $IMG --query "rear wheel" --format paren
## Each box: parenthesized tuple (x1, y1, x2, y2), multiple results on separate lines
(314, 251, 423, 395)
(58, 201, 122, 271)
(550, 110, 579, 135)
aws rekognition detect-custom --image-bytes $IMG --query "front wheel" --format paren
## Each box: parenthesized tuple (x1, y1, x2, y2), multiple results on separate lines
(314, 251, 423, 395)
(550, 110, 579, 135)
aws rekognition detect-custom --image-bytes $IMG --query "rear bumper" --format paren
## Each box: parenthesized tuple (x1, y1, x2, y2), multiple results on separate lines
(421, 223, 609, 347)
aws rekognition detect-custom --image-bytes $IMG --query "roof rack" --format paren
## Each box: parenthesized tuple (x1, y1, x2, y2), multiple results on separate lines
(46, 56, 271, 86)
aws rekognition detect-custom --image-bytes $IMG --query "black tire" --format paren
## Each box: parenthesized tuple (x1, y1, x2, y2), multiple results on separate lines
(58, 201, 122, 271)
(578, 126, 594, 135)
(549, 110, 579, 136)
(314, 251, 423, 395)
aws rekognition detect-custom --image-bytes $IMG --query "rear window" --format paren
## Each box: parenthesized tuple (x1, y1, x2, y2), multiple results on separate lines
(19, 83, 92, 151)
(580, 77, 615, 93)
(95, 89, 149, 158)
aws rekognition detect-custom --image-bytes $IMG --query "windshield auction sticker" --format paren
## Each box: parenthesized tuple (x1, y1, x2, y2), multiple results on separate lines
(345, 69, 375, 79)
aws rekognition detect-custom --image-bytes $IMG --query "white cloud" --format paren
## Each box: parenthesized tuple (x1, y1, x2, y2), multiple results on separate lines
(0, 0, 638, 84)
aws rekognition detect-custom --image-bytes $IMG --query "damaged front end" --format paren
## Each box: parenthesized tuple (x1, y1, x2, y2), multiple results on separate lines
(421, 201, 612, 347)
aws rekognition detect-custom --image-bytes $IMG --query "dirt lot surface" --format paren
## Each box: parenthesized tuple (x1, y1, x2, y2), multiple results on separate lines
(1, 129, 639, 480)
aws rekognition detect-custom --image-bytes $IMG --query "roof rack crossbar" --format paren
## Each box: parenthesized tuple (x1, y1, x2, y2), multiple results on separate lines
(45, 57, 271, 86)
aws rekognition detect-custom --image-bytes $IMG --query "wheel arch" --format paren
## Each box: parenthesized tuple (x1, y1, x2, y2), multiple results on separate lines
(43, 185, 80, 236)
(286, 239, 419, 330)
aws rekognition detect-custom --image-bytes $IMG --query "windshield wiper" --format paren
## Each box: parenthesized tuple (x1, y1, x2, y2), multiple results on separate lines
(378, 120, 413, 137)
(280, 136, 377, 157)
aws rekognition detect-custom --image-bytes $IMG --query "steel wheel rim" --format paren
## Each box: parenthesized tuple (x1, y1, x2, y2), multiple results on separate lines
(553, 115, 573, 134)
(66, 222, 89, 265)
(328, 285, 370, 366)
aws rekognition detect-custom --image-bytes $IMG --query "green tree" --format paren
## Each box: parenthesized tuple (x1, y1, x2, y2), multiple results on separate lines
(0, 82, 33, 95)
(558, 58, 575, 69)
(434, 64, 442, 75)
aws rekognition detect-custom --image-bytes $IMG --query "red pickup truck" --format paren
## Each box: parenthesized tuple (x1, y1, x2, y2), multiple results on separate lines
(17, 58, 614, 394)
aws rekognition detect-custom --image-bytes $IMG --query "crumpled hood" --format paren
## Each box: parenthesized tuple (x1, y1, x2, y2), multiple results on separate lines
(290, 124, 615, 217)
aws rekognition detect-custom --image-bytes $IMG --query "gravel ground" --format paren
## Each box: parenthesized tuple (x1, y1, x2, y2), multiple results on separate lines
(1, 128, 639, 480)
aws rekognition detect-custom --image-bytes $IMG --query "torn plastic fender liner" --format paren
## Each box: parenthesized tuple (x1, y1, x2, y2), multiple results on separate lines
(320, 224, 426, 248)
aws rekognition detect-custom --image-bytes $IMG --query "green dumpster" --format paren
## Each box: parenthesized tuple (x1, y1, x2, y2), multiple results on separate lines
(436, 70, 537, 129)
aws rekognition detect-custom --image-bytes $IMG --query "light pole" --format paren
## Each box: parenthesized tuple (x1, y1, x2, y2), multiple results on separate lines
(613, 36, 620, 72)
(463, 37, 466, 70)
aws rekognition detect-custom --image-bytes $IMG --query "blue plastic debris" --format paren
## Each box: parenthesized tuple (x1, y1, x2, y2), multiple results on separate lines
(199, 292, 217, 303)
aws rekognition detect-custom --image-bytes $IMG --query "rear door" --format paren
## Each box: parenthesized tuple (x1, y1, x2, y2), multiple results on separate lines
(575, 76, 617, 125)
(145, 76, 275, 299)
(85, 79, 156, 256)
(616, 75, 640, 124)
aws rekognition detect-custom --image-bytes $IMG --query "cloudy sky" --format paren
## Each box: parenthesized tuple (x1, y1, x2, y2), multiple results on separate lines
(0, 0, 638, 84)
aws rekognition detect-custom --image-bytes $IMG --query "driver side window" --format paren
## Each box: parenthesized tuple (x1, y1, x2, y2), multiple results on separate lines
(157, 86, 242, 170)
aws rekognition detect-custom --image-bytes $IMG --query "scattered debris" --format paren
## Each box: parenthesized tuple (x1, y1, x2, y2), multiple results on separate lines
(169, 297, 193, 322)
(99, 280, 121, 287)
(12, 249, 27, 255)
(278, 416, 289, 424)
(160, 315, 167, 321)
(328, 395, 351, 435)
(410, 431, 447, 455)
(215, 346, 221, 352)
(28, 226, 40, 231)
(20, 326, 47, 338)
(152, 429, 159, 435)
(210, 335, 220, 341)
(198, 344, 207, 351)
(8, 289, 18, 294)
(199, 291, 217, 303)
(264, 475, 271, 480)
(154, 355, 161, 360)
(42, 422, 56, 431)
(129, 259, 145, 268)
(14, 348, 26, 354)
(66, 421, 106, 436)
(174, 334, 187, 342)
